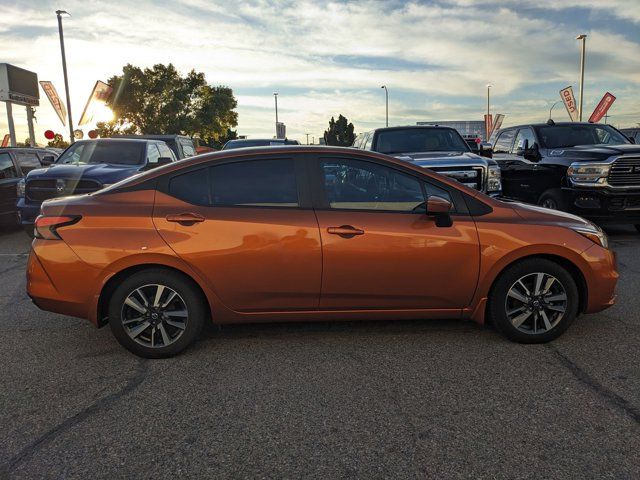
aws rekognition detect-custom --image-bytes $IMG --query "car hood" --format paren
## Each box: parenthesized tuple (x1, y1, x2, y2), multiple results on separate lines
(508, 201, 592, 229)
(26, 163, 143, 184)
(392, 151, 488, 168)
(542, 144, 640, 161)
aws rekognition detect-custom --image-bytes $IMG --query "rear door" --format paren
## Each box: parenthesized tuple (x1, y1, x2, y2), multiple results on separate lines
(311, 154, 480, 311)
(153, 155, 322, 312)
(0, 153, 19, 224)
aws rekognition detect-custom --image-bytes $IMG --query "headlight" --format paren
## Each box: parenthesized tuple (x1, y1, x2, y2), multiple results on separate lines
(567, 162, 610, 186)
(572, 225, 608, 249)
(487, 165, 502, 192)
(16, 179, 25, 198)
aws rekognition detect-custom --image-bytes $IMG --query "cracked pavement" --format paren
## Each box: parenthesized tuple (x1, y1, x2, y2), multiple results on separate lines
(0, 226, 639, 479)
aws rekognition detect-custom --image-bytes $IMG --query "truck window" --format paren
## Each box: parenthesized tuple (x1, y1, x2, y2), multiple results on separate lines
(180, 139, 196, 157)
(512, 128, 536, 154)
(493, 130, 516, 154)
(14, 152, 42, 174)
(0, 153, 17, 179)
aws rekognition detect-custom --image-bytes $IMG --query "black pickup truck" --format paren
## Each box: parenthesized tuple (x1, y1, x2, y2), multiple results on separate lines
(491, 121, 640, 230)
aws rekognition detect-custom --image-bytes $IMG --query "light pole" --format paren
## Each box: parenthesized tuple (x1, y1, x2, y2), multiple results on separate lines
(381, 85, 388, 127)
(56, 10, 74, 144)
(549, 100, 560, 120)
(305, 133, 310, 145)
(576, 34, 587, 122)
(486, 84, 492, 140)
(273, 92, 278, 138)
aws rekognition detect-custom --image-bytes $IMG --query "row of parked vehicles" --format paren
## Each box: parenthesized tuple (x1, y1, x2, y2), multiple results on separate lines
(1, 121, 640, 236)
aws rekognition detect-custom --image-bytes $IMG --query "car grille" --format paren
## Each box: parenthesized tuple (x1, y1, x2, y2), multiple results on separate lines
(430, 166, 485, 191)
(608, 157, 640, 187)
(26, 178, 102, 203)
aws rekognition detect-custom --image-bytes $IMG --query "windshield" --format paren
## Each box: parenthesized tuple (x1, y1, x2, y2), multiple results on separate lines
(536, 124, 630, 148)
(56, 141, 145, 165)
(223, 139, 298, 150)
(375, 128, 470, 154)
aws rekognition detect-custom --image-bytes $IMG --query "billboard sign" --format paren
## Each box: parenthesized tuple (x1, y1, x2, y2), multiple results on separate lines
(39, 81, 67, 126)
(588, 92, 616, 123)
(78, 81, 113, 126)
(559, 86, 578, 121)
(0, 64, 39, 106)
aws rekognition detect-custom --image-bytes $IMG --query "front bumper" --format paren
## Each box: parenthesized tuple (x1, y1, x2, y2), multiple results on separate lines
(16, 198, 41, 231)
(581, 244, 618, 314)
(562, 187, 640, 224)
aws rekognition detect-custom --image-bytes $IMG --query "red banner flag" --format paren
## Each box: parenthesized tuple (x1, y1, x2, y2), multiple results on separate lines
(588, 92, 616, 123)
(1, 134, 9, 147)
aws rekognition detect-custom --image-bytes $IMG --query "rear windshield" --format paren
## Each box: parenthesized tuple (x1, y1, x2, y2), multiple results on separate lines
(56, 141, 145, 165)
(374, 128, 470, 154)
(536, 124, 630, 148)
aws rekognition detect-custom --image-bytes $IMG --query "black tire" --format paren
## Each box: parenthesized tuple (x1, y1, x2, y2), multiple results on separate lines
(538, 188, 568, 211)
(108, 269, 206, 358)
(489, 258, 579, 344)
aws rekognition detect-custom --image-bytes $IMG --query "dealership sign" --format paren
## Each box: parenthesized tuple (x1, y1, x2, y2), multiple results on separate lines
(559, 86, 578, 121)
(0, 64, 39, 106)
(589, 92, 616, 123)
(39, 81, 67, 126)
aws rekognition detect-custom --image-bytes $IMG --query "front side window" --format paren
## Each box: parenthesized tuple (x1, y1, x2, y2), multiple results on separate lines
(0, 153, 17, 179)
(158, 143, 174, 159)
(321, 158, 424, 212)
(493, 130, 515, 154)
(180, 140, 196, 157)
(211, 159, 298, 207)
(512, 128, 537, 154)
(146, 144, 161, 164)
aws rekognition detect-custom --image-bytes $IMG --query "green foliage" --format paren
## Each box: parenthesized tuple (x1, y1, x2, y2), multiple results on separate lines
(46, 134, 69, 149)
(95, 63, 238, 144)
(323, 114, 355, 146)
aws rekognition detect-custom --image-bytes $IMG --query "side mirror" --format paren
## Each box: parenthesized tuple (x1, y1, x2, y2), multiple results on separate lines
(145, 156, 173, 170)
(41, 155, 55, 166)
(479, 142, 493, 158)
(427, 195, 453, 227)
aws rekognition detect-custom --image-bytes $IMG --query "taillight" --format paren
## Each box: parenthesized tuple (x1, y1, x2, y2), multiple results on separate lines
(34, 215, 81, 240)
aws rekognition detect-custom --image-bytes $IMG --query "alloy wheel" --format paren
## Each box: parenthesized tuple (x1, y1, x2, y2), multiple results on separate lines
(541, 198, 557, 209)
(121, 284, 188, 348)
(504, 272, 567, 334)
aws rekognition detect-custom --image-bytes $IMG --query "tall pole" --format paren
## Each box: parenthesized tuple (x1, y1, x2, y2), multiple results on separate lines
(5, 102, 16, 147)
(381, 85, 388, 127)
(486, 84, 492, 140)
(576, 34, 587, 122)
(273, 92, 278, 138)
(305, 133, 309, 145)
(56, 10, 74, 144)
(26, 106, 36, 146)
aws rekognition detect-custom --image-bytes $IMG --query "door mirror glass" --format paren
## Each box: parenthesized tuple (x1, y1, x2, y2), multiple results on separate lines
(479, 143, 493, 158)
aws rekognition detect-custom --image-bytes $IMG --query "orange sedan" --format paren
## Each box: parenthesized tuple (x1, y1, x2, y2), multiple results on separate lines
(26, 146, 618, 358)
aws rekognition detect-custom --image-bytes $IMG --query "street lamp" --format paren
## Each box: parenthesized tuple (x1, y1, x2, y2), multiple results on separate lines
(549, 100, 560, 120)
(576, 34, 587, 122)
(56, 10, 74, 144)
(381, 85, 388, 127)
(273, 92, 278, 138)
(486, 84, 492, 139)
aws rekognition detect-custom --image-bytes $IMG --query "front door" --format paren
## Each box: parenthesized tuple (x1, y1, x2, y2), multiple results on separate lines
(153, 156, 322, 312)
(313, 156, 480, 311)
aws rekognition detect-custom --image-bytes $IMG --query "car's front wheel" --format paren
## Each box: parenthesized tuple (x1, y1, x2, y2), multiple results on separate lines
(108, 269, 206, 358)
(489, 259, 579, 343)
(538, 188, 568, 211)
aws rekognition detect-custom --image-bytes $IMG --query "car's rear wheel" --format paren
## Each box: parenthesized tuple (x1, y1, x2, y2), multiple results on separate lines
(489, 259, 579, 343)
(538, 189, 568, 211)
(108, 269, 206, 358)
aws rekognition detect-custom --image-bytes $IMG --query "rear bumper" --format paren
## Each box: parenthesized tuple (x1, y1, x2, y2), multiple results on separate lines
(27, 241, 102, 326)
(562, 187, 640, 224)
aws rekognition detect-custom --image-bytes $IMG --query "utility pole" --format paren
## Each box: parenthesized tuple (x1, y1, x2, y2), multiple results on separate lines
(381, 85, 388, 127)
(273, 92, 278, 138)
(486, 84, 492, 140)
(576, 34, 587, 122)
(305, 133, 309, 145)
(56, 10, 75, 144)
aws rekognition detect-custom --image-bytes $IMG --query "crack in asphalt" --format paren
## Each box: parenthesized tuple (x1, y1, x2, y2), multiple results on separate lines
(546, 344, 640, 426)
(4, 359, 149, 473)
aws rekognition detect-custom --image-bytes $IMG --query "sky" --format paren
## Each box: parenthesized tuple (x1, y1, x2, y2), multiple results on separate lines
(1, 0, 639, 145)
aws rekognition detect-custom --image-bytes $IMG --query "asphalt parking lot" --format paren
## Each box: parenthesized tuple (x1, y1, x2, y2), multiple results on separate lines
(1, 227, 639, 479)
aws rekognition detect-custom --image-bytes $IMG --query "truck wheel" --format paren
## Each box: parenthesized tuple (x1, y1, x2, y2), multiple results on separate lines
(539, 189, 568, 211)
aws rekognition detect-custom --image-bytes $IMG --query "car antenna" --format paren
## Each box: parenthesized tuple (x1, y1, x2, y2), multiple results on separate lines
(546, 118, 555, 126)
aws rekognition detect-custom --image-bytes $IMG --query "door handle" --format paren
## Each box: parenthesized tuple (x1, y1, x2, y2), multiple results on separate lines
(327, 225, 365, 236)
(166, 212, 205, 224)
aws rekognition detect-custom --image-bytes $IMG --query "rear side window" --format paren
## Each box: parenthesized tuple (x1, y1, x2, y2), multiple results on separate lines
(0, 153, 17, 179)
(211, 159, 298, 207)
(14, 152, 41, 174)
(180, 139, 195, 157)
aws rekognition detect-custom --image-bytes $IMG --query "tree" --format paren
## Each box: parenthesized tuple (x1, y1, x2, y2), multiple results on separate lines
(46, 134, 69, 149)
(95, 63, 238, 145)
(323, 114, 355, 146)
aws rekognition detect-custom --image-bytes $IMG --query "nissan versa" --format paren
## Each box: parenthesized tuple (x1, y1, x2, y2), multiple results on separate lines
(26, 146, 618, 358)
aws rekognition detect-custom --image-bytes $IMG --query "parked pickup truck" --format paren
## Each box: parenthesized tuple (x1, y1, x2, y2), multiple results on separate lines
(352, 125, 502, 195)
(17, 138, 176, 233)
(491, 121, 640, 230)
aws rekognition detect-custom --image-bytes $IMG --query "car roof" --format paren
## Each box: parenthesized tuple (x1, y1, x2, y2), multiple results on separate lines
(369, 125, 458, 133)
(228, 138, 290, 142)
(75, 138, 154, 144)
(114, 134, 191, 140)
(497, 122, 608, 132)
